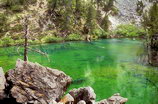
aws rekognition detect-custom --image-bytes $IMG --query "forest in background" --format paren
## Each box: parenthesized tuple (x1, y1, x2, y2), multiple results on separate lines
(0, 0, 157, 47)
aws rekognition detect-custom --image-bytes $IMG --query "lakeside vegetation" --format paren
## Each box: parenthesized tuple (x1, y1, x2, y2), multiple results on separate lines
(0, 24, 147, 47)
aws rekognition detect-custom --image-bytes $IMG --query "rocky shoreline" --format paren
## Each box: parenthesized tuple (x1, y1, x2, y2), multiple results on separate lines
(0, 59, 128, 104)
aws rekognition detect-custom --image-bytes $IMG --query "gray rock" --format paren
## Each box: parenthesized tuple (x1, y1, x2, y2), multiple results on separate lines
(0, 67, 6, 99)
(97, 93, 128, 104)
(7, 59, 72, 104)
(107, 93, 128, 104)
(69, 86, 96, 104)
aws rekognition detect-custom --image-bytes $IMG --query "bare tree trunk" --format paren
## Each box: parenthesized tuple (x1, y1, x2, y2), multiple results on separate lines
(24, 17, 29, 62)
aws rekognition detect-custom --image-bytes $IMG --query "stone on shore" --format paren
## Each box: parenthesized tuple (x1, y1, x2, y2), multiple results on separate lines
(60, 93, 74, 104)
(69, 86, 96, 104)
(0, 67, 6, 100)
(6, 59, 72, 104)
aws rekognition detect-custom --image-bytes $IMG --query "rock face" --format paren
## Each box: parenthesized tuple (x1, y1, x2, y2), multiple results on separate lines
(7, 59, 72, 104)
(0, 67, 6, 99)
(69, 87, 96, 104)
(110, 0, 150, 29)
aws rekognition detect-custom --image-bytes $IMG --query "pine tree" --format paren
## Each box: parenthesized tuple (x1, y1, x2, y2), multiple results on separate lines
(86, 3, 97, 34)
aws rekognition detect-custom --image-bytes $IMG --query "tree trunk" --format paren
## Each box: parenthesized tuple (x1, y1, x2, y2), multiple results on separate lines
(148, 34, 158, 66)
(24, 17, 29, 62)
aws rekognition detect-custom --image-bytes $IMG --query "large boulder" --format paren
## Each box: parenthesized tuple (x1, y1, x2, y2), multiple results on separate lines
(0, 67, 6, 99)
(6, 59, 72, 104)
(69, 86, 96, 104)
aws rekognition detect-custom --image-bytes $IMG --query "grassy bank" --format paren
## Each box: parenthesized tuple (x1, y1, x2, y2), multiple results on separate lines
(0, 24, 147, 47)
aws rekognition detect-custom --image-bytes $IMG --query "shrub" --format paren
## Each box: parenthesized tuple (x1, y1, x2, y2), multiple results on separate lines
(66, 33, 83, 41)
(92, 29, 110, 38)
(28, 39, 41, 45)
(115, 24, 146, 37)
(0, 36, 14, 46)
(41, 35, 64, 43)
(14, 39, 24, 45)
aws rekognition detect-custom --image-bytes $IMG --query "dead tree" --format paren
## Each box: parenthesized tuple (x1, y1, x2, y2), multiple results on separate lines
(22, 16, 50, 62)
(24, 17, 29, 62)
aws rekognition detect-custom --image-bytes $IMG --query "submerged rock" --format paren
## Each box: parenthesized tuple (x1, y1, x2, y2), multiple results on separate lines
(0, 67, 6, 99)
(69, 86, 96, 104)
(6, 59, 72, 104)
(107, 93, 128, 104)
(97, 93, 128, 104)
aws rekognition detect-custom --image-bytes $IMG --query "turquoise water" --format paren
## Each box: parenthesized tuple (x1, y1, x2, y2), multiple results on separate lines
(0, 39, 158, 104)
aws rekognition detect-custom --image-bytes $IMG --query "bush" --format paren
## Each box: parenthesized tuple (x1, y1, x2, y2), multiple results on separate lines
(28, 39, 41, 45)
(41, 35, 64, 43)
(66, 33, 83, 41)
(92, 29, 109, 38)
(0, 36, 14, 46)
(115, 24, 146, 37)
(14, 39, 24, 45)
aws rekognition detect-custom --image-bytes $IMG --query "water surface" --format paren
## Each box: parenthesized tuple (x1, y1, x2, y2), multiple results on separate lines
(0, 39, 158, 104)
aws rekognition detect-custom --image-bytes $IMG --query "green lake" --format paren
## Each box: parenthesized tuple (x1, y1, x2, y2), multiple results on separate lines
(0, 38, 158, 104)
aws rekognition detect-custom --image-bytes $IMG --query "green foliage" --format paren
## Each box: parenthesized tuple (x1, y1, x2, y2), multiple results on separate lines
(86, 4, 97, 34)
(0, 36, 14, 47)
(41, 35, 64, 43)
(142, 3, 158, 35)
(91, 29, 107, 38)
(66, 33, 83, 41)
(101, 15, 110, 31)
(115, 24, 146, 37)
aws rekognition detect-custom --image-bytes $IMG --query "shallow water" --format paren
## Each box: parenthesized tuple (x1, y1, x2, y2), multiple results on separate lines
(0, 39, 158, 104)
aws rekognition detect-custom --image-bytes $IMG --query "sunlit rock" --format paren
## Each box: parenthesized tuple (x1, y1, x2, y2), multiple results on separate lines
(7, 59, 72, 104)
(60, 93, 74, 104)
